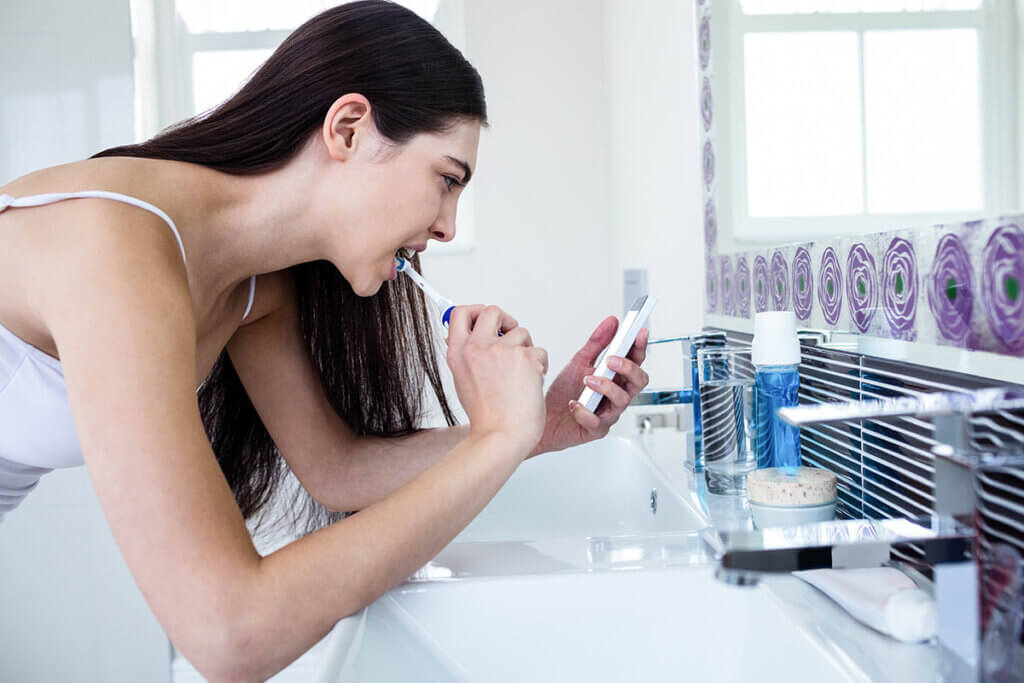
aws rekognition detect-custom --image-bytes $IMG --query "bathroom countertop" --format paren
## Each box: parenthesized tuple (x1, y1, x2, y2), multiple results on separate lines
(317, 429, 996, 682)
(760, 574, 970, 682)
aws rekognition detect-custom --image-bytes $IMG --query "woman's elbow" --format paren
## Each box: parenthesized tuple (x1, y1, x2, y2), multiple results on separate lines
(176, 607, 274, 683)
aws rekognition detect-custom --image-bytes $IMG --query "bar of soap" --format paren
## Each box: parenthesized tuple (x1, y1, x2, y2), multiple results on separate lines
(747, 467, 837, 506)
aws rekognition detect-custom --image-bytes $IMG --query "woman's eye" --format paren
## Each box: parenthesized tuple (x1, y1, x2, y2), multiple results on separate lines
(443, 176, 461, 192)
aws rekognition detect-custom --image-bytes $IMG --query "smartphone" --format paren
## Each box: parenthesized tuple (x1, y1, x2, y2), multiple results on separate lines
(577, 295, 657, 413)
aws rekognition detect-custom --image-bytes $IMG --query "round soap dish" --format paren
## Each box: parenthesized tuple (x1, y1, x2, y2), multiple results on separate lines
(748, 499, 836, 529)
(746, 466, 838, 529)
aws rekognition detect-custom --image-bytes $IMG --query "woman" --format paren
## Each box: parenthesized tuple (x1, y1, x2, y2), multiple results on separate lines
(0, 1, 650, 680)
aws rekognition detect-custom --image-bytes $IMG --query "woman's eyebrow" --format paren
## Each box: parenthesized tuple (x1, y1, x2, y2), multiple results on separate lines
(444, 155, 473, 184)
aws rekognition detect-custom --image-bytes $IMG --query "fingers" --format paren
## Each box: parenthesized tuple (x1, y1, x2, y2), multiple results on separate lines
(582, 374, 632, 413)
(564, 324, 651, 437)
(471, 305, 505, 341)
(530, 347, 549, 375)
(572, 316, 618, 367)
(606, 354, 650, 395)
(449, 305, 519, 344)
(499, 326, 533, 348)
(571, 358, 647, 430)
(625, 327, 649, 366)
(448, 304, 486, 345)
(496, 309, 519, 335)
(471, 306, 519, 339)
(568, 400, 602, 432)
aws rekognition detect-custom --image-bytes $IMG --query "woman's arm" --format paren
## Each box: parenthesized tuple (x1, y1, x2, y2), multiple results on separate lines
(48, 211, 539, 682)
(319, 424, 470, 511)
(227, 271, 652, 514)
(226, 269, 478, 512)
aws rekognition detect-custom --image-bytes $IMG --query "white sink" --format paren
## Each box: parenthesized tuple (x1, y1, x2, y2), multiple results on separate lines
(329, 567, 866, 682)
(453, 434, 705, 543)
(315, 431, 954, 683)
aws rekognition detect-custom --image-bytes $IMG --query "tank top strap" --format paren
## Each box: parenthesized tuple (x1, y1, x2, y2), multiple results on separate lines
(242, 275, 256, 321)
(0, 190, 187, 266)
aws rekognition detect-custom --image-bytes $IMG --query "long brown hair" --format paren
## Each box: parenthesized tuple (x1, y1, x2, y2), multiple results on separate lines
(92, 0, 486, 535)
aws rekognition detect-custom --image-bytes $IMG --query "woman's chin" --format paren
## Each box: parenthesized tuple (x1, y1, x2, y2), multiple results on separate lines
(352, 277, 385, 297)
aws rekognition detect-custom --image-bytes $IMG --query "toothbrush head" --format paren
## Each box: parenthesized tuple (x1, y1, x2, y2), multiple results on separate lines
(395, 255, 409, 272)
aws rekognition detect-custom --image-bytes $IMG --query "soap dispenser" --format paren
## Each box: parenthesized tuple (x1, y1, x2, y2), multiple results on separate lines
(751, 311, 801, 470)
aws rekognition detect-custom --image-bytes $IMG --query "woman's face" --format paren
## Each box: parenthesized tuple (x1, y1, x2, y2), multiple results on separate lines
(324, 112, 481, 296)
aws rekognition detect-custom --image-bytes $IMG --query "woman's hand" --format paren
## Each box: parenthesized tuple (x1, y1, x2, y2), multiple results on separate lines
(445, 305, 549, 457)
(530, 316, 650, 457)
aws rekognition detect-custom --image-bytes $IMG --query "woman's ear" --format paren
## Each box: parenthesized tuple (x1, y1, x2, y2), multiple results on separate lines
(321, 94, 373, 162)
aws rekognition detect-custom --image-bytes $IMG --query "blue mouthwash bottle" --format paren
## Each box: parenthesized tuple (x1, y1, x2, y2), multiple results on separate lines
(752, 311, 801, 471)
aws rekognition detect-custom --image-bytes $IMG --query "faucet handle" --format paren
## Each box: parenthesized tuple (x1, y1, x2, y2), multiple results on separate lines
(777, 387, 1024, 427)
(646, 330, 730, 348)
(707, 515, 974, 585)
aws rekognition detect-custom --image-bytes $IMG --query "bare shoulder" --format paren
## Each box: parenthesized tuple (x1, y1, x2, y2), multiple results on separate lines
(38, 198, 191, 327)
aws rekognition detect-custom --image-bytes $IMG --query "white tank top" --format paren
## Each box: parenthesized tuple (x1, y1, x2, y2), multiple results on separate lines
(0, 190, 256, 521)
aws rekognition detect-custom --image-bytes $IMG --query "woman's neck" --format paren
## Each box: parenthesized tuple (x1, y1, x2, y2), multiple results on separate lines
(146, 149, 330, 313)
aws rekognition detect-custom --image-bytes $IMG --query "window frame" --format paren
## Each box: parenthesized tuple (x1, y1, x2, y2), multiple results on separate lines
(713, 0, 1019, 248)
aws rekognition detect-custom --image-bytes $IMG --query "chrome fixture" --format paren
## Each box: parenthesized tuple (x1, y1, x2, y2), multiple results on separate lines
(707, 515, 973, 587)
(630, 332, 727, 408)
(776, 386, 1024, 455)
(636, 409, 686, 433)
(708, 387, 1024, 679)
(629, 332, 728, 472)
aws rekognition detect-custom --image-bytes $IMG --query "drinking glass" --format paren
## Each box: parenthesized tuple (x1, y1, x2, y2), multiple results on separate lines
(698, 346, 757, 495)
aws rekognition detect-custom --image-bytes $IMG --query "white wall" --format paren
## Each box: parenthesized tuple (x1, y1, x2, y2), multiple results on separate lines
(604, 0, 705, 388)
(423, 0, 703, 402)
(421, 0, 616, 388)
(0, 3, 172, 681)
(0, 0, 136, 182)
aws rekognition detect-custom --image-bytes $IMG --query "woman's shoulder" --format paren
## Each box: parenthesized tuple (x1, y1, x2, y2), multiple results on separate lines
(2, 157, 187, 262)
(0, 159, 194, 355)
(1, 157, 158, 196)
(3, 161, 188, 278)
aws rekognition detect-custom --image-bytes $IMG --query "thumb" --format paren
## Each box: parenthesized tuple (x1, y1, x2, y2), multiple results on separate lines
(573, 315, 618, 366)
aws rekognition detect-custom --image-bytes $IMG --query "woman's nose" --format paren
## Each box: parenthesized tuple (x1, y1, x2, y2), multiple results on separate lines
(430, 211, 456, 242)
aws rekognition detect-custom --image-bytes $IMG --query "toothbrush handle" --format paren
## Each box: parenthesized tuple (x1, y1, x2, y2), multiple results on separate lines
(441, 305, 503, 337)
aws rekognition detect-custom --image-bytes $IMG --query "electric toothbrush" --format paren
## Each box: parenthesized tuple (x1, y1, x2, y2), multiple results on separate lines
(394, 255, 457, 328)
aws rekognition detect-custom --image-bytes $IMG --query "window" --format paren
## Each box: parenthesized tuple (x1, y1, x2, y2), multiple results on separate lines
(130, 0, 475, 252)
(714, 0, 1017, 244)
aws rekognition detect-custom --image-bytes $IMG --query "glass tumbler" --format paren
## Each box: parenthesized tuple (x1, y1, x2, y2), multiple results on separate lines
(698, 346, 758, 495)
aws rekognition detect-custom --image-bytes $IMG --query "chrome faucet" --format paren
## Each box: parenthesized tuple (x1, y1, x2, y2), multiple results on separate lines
(628, 332, 728, 471)
(707, 387, 1024, 678)
(629, 331, 728, 407)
